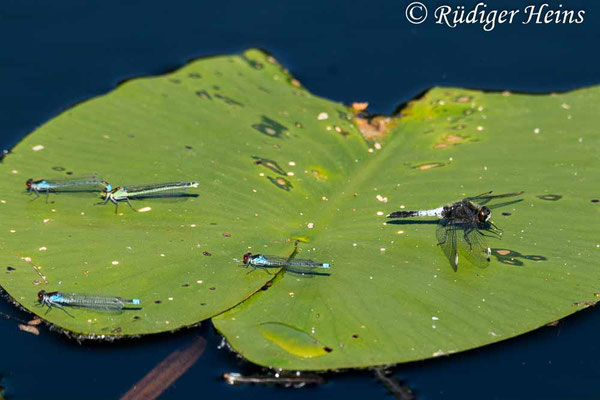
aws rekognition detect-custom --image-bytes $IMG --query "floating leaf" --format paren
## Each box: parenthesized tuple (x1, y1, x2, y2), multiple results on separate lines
(1, 50, 599, 373)
(0, 49, 360, 336)
(214, 84, 600, 370)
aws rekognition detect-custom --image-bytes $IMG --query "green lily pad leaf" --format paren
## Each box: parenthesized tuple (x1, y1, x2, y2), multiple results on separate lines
(214, 86, 600, 370)
(0, 49, 363, 336)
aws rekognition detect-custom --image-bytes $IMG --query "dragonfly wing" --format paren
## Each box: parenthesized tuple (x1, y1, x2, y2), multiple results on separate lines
(284, 264, 330, 277)
(46, 175, 106, 192)
(436, 222, 459, 271)
(257, 255, 289, 267)
(465, 191, 524, 205)
(456, 226, 491, 268)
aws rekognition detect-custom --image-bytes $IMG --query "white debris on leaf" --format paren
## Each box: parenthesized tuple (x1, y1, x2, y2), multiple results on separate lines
(38, 247, 47, 251)
(111, 261, 119, 266)
(32, 145, 45, 152)
(317, 112, 329, 120)
(376, 195, 388, 203)
(307, 222, 315, 229)
(138, 207, 152, 212)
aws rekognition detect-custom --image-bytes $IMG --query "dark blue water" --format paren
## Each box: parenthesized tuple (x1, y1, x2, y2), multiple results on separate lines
(1, 1, 599, 398)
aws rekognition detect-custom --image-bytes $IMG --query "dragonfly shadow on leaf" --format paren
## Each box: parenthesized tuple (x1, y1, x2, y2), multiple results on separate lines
(490, 248, 548, 267)
(386, 220, 439, 226)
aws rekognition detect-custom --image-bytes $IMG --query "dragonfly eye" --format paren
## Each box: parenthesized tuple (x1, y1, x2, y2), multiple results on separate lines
(242, 252, 251, 264)
(37, 290, 45, 300)
(26, 179, 33, 188)
(479, 206, 491, 222)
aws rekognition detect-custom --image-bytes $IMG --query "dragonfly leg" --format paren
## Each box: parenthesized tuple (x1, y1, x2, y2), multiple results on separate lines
(246, 266, 256, 274)
(125, 199, 137, 212)
(54, 304, 74, 318)
(489, 221, 503, 233)
(95, 195, 111, 206)
(30, 189, 40, 201)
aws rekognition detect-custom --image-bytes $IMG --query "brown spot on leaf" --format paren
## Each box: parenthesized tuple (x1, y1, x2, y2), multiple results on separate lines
(268, 177, 293, 191)
(222, 232, 231, 237)
(354, 116, 393, 140)
(413, 162, 445, 171)
(454, 95, 473, 103)
(434, 133, 474, 149)
(574, 301, 597, 307)
(202, 251, 212, 256)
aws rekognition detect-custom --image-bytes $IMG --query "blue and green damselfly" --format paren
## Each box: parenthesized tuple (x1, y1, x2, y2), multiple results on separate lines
(37, 290, 141, 317)
(99, 181, 199, 213)
(26, 176, 111, 200)
(240, 244, 331, 276)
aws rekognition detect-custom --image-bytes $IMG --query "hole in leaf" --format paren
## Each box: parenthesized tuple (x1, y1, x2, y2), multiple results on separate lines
(537, 194, 562, 201)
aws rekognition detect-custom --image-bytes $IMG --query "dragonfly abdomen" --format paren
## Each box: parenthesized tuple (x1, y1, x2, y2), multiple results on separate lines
(388, 206, 443, 218)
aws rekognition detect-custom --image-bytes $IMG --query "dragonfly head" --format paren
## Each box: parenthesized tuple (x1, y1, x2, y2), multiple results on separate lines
(100, 187, 115, 199)
(37, 290, 46, 302)
(478, 206, 491, 222)
(101, 181, 113, 192)
(242, 252, 252, 265)
(25, 179, 33, 190)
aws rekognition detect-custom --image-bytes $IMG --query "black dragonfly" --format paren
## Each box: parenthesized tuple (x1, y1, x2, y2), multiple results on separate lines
(387, 191, 524, 271)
